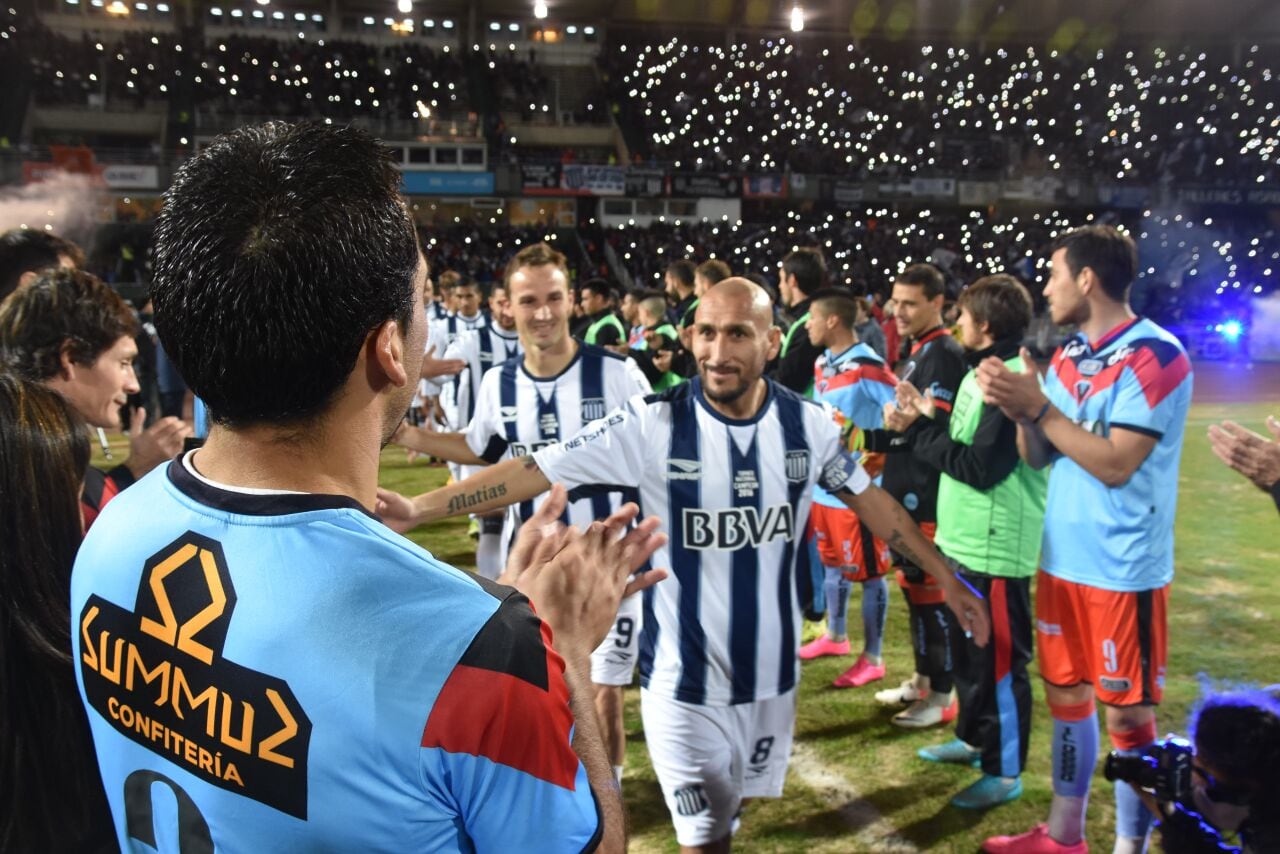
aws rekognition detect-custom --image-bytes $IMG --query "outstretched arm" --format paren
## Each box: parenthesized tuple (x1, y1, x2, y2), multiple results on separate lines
(391, 422, 486, 466)
(377, 456, 551, 532)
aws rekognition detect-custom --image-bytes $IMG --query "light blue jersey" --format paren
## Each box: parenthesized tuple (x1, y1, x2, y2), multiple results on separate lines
(1040, 318, 1193, 592)
(811, 342, 898, 510)
(72, 454, 600, 852)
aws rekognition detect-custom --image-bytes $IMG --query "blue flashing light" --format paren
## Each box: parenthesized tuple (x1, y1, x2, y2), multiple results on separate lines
(1214, 320, 1244, 342)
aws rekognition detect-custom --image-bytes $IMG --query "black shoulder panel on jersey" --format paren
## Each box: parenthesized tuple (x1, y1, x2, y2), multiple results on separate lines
(645, 379, 696, 405)
(457, 582, 550, 691)
(579, 342, 627, 362)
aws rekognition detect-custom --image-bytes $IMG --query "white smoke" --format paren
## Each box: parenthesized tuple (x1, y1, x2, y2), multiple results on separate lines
(0, 171, 107, 247)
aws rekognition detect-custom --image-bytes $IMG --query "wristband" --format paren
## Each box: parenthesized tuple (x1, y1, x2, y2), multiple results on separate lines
(1031, 401, 1051, 425)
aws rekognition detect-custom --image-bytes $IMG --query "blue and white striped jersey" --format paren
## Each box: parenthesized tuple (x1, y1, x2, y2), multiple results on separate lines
(423, 312, 488, 426)
(445, 325, 522, 429)
(534, 379, 871, 707)
(463, 344, 651, 542)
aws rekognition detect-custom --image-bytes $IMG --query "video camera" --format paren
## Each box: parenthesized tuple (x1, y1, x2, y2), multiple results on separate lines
(1103, 734, 1194, 802)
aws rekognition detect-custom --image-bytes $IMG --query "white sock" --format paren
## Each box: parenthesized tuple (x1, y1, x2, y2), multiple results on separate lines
(1047, 794, 1087, 845)
(1112, 836, 1147, 854)
(613, 765, 623, 784)
(475, 531, 502, 580)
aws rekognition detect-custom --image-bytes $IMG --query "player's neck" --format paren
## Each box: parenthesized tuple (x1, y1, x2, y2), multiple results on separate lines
(524, 335, 578, 378)
(1080, 300, 1136, 347)
(193, 418, 380, 511)
(825, 329, 857, 356)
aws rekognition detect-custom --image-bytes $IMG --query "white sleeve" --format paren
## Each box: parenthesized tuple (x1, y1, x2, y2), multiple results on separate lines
(621, 355, 653, 396)
(462, 366, 508, 462)
(811, 404, 872, 496)
(533, 394, 652, 492)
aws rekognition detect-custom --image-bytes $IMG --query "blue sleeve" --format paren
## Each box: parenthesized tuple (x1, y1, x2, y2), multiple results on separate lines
(419, 589, 601, 852)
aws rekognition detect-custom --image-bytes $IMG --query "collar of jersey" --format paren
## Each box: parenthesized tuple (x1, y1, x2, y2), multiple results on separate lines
(693, 377, 774, 426)
(167, 455, 377, 519)
(521, 341, 584, 383)
(1083, 316, 1143, 352)
(826, 342, 874, 366)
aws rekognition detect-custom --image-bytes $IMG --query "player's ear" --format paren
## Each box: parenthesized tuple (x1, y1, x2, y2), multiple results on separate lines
(370, 318, 409, 389)
(765, 324, 782, 360)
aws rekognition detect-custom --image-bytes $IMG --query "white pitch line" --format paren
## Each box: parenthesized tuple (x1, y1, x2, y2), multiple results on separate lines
(787, 741, 921, 854)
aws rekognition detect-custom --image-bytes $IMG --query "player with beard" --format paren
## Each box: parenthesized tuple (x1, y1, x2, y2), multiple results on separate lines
(379, 279, 991, 852)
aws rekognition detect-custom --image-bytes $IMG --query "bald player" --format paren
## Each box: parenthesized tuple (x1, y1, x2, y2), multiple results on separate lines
(378, 279, 990, 852)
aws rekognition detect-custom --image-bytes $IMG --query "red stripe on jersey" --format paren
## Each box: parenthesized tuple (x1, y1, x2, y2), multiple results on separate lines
(422, 621, 579, 790)
(1129, 346, 1192, 410)
(817, 363, 899, 393)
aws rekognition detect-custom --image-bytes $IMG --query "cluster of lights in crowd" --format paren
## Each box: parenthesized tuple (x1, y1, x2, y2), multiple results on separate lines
(604, 209, 1277, 309)
(613, 38, 1280, 181)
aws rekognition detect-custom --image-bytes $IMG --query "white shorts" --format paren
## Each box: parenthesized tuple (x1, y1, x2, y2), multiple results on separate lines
(590, 592, 642, 686)
(640, 687, 797, 847)
(459, 463, 486, 483)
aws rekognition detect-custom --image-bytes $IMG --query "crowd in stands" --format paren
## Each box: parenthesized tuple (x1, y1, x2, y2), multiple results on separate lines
(601, 35, 1280, 184)
(8, 5, 1278, 189)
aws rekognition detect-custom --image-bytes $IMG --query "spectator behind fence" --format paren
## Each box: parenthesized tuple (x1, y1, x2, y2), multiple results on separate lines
(0, 269, 189, 528)
(72, 120, 661, 851)
(0, 374, 115, 852)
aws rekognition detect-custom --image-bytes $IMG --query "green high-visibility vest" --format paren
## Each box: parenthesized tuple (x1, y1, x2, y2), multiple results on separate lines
(584, 312, 626, 346)
(935, 357, 1049, 577)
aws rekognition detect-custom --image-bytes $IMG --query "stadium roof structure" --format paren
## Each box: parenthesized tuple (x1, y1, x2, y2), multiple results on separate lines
(339, 0, 1279, 43)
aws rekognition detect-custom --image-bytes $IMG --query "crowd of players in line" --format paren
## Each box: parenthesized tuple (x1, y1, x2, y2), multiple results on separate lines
(2, 123, 1280, 853)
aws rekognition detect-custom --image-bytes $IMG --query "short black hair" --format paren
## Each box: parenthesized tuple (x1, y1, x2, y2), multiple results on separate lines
(0, 229, 85, 303)
(580, 277, 616, 302)
(959, 275, 1033, 342)
(0, 268, 139, 381)
(781, 248, 826, 297)
(1050, 225, 1137, 303)
(150, 121, 419, 428)
(665, 259, 695, 289)
(895, 263, 946, 300)
(810, 288, 858, 330)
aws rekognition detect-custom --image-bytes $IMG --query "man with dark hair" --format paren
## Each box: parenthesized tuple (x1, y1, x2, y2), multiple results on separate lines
(889, 274, 1047, 810)
(665, 259, 697, 328)
(677, 259, 733, 332)
(579, 277, 627, 348)
(0, 268, 189, 528)
(799, 289, 899, 691)
(0, 227, 85, 302)
(978, 225, 1192, 854)
(71, 122, 654, 852)
(772, 248, 827, 396)
(866, 261, 968, 728)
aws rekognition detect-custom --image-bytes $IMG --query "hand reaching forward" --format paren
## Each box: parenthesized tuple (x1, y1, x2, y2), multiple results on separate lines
(374, 487, 418, 533)
(501, 483, 668, 661)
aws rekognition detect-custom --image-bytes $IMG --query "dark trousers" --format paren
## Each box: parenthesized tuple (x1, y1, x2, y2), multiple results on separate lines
(951, 563, 1034, 779)
(901, 587, 957, 694)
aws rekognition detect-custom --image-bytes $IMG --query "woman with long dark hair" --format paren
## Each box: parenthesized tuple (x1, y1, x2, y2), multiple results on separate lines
(0, 373, 115, 851)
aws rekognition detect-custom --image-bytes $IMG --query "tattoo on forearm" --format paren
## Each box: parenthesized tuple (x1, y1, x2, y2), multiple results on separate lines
(886, 530, 928, 569)
(522, 456, 541, 472)
(446, 483, 507, 515)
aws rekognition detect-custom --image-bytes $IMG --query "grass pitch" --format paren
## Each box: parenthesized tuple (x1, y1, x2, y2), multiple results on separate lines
(92, 379, 1275, 852)
(377, 394, 1279, 853)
